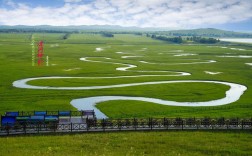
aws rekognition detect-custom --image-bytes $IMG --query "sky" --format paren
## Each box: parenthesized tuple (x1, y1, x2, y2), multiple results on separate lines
(0, 0, 251, 31)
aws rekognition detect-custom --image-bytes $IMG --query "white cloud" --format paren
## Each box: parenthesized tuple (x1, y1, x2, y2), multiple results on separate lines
(0, 0, 251, 28)
(64, 0, 82, 3)
(3, 0, 16, 7)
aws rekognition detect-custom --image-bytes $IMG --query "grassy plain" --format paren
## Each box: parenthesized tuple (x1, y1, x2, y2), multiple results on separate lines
(0, 131, 252, 156)
(1, 33, 252, 117)
(0, 32, 252, 155)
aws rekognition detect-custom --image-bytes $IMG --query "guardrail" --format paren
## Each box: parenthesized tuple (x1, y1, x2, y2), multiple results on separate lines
(1, 117, 251, 136)
(3, 110, 94, 117)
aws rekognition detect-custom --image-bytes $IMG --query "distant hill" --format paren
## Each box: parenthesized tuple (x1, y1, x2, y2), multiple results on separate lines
(163, 28, 252, 38)
(0, 25, 251, 38)
(0, 25, 147, 32)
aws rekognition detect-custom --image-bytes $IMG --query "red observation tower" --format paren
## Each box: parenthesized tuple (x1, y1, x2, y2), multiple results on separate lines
(37, 41, 44, 66)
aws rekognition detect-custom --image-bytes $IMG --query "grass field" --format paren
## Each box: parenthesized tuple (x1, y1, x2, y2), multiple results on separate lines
(0, 131, 251, 156)
(0, 32, 252, 155)
(1, 33, 252, 117)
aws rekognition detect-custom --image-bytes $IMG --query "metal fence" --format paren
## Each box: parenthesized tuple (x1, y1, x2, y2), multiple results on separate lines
(4, 111, 91, 116)
(1, 117, 251, 136)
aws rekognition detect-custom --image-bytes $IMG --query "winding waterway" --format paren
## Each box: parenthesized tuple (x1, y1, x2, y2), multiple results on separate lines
(12, 56, 247, 118)
(13, 78, 247, 118)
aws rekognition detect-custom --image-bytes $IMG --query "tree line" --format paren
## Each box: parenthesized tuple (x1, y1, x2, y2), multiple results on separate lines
(147, 34, 183, 43)
(101, 32, 114, 37)
(186, 36, 219, 43)
(146, 34, 219, 44)
(62, 33, 71, 40)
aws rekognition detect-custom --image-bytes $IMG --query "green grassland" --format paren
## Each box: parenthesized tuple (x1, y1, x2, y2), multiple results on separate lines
(1, 33, 251, 117)
(0, 33, 252, 155)
(0, 131, 251, 156)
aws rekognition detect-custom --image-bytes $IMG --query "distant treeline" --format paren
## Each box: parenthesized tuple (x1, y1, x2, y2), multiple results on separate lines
(62, 33, 71, 39)
(186, 36, 219, 44)
(148, 34, 183, 43)
(101, 32, 114, 37)
(147, 34, 219, 44)
(1, 26, 252, 38)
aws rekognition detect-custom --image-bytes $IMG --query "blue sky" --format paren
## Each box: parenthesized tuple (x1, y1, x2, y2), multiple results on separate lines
(0, 0, 251, 31)
(211, 20, 252, 32)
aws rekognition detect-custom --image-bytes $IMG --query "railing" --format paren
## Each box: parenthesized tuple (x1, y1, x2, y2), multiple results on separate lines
(4, 111, 93, 116)
(1, 117, 251, 136)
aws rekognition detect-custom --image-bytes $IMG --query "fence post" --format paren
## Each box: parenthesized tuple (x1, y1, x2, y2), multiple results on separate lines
(237, 118, 239, 128)
(37, 123, 39, 133)
(166, 118, 169, 130)
(151, 118, 153, 130)
(211, 119, 214, 130)
(182, 120, 184, 130)
(86, 117, 89, 132)
(197, 120, 199, 130)
(23, 123, 26, 134)
(70, 123, 73, 132)
(227, 120, 229, 130)
(102, 118, 106, 132)
(251, 118, 252, 130)
(54, 123, 56, 132)
(241, 120, 244, 130)
(149, 118, 152, 130)
(6, 123, 9, 135)
(134, 118, 137, 130)
(118, 119, 121, 131)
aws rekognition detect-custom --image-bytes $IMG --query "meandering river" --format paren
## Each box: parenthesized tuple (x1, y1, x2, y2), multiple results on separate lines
(12, 56, 247, 118)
